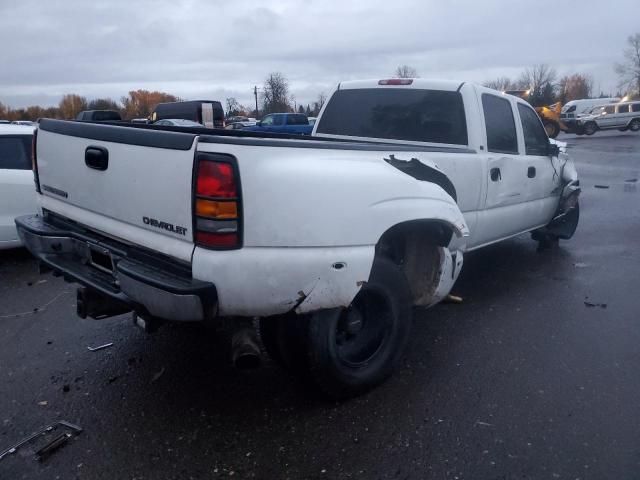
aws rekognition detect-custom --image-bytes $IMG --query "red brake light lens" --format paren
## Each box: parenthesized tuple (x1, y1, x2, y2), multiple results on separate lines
(378, 79, 413, 85)
(196, 161, 237, 198)
(195, 231, 239, 247)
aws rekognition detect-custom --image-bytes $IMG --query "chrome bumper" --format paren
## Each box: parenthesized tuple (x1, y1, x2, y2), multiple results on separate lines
(15, 214, 216, 322)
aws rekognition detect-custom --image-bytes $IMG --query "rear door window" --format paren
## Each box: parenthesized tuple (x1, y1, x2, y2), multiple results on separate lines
(517, 104, 549, 156)
(617, 104, 630, 113)
(0, 136, 32, 170)
(316, 88, 468, 145)
(632, 103, 640, 113)
(286, 114, 309, 125)
(482, 94, 518, 154)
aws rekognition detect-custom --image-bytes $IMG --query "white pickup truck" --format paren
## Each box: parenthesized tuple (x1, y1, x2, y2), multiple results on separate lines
(16, 79, 580, 399)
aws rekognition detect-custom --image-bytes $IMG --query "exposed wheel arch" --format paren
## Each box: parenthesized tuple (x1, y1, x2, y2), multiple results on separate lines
(376, 219, 458, 307)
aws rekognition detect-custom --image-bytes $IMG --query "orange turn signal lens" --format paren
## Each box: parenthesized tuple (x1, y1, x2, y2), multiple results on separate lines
(196, 199, 238, 219)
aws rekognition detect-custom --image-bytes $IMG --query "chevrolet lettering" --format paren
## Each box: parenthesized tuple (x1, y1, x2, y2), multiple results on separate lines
(142, 216, 187, 236)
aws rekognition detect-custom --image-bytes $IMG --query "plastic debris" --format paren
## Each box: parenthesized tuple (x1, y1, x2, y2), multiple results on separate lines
(444, 294, 463, 304)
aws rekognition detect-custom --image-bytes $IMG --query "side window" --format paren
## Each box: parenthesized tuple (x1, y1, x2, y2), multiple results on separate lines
(632, 103, 640, 113)
(286, 114, 308, 125)
(261, 115, 274, 126)
(617, 104, 630, 113)
(517, 104, 549, 156)
(604, 105, 615, 114)
(272, 115, 284, 126)
(0, 136, 32, 170)
(482, 94, 518, 154)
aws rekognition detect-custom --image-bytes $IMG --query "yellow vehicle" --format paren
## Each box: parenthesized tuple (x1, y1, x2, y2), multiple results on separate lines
(505, 90, 566, 138)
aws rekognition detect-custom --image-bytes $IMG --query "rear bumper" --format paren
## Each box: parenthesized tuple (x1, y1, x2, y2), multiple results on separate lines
(15, 214, 215, 322)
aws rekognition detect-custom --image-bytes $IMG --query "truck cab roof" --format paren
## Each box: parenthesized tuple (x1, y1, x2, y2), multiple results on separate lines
(337, 78, 464, 91)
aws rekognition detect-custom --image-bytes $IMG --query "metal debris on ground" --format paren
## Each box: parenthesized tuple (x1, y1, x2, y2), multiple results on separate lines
(87, 342, 114, 352)
(35, 432, 73, 461)
(0, 420, 82, 462)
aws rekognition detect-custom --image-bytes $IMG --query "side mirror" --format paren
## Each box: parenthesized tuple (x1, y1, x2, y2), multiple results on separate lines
(548, 142, 560, 157)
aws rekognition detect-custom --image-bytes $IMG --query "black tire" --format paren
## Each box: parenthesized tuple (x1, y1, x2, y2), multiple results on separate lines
(543, 120, 560, 138)
(583, 121, 598, 136)
(305, 257, 413, 400)
(629, 119, 640, 132)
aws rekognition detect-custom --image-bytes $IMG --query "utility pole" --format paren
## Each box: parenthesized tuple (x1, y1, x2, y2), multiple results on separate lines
(253, 86, 258, 118)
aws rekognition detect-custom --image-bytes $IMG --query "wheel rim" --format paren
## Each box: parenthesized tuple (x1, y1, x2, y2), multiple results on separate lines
(631, 121, 640, 131)
(334, 288, 392, 367)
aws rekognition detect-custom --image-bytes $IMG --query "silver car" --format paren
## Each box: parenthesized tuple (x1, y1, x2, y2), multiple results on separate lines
(577, 101, 640, 135)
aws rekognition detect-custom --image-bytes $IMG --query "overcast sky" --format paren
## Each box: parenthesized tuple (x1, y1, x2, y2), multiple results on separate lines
(1, 0, 637, 110)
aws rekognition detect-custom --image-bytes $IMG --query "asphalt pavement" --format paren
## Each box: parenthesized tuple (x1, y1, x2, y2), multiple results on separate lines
(1, 131, 639, 479)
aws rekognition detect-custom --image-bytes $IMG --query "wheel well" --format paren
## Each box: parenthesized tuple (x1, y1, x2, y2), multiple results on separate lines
(376, 220, 454, 306)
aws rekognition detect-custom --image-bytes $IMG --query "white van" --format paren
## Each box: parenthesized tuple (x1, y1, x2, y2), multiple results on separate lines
(561, 98, 620, 132)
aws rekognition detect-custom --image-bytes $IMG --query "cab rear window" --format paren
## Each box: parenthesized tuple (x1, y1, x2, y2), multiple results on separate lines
(316, 88, 468, 145)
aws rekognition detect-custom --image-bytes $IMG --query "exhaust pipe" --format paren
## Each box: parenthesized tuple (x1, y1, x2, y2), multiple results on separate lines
(231, 326, 262, 370)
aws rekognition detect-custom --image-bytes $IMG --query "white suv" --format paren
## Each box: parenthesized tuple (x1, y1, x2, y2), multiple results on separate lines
(0, 124, 37, 249)
(577, 101, 640, 135)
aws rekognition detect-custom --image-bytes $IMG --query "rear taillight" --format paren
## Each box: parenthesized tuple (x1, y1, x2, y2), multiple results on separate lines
(193, 153, 241, 249)
(32, 128, 41, 193)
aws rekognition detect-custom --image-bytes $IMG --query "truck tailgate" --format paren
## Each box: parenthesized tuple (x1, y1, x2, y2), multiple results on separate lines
(36, 120, 197, 260)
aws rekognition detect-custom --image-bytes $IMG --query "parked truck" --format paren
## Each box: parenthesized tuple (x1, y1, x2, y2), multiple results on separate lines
(16, 79, 579, 399)
(244, 113, 313, 135)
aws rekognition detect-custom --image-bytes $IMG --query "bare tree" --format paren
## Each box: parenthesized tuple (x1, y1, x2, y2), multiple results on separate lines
(483, 77, 515, 91)
(262, 72, 291, 114)
(58, 94, 88, 119)
(394, 65, 418, 78)
(517, 64, 557, 106)
(225, 97, 242, 117)
(557, 74, 593, 103)
(311, 92, 327, 116)
(615, 33, 640, 98)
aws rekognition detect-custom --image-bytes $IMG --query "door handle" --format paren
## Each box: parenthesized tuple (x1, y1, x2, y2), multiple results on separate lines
(85, 146, 109, 171)
(490, 167, 501, 181)
(527, 166, 536, 178)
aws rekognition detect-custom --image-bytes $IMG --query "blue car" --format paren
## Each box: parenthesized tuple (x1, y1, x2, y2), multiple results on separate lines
(245, 113, 313, 135)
